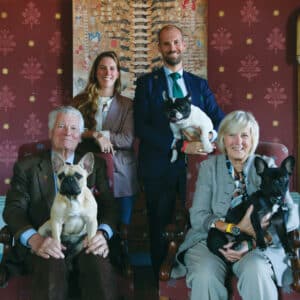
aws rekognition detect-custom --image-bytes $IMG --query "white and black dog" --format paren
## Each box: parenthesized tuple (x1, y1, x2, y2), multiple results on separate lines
(163, 92, 214, 162)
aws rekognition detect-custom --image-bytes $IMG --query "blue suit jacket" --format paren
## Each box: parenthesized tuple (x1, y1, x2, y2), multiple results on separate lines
(134, 67, 225, 178)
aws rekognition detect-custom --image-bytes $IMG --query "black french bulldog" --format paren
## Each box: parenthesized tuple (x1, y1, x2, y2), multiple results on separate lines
(207, 155, 296, 262)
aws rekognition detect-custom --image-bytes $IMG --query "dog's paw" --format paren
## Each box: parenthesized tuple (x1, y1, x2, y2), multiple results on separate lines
(170, 149, 178, 163)
(202, 142, 214, 153)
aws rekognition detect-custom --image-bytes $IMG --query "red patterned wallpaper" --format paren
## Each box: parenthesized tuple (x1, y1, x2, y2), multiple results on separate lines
(207, 0, 300, 189)
(0, 0, 72, 194)
(0, 0, 299, 194)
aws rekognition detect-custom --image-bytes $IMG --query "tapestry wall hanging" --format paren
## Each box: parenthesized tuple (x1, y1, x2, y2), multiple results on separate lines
(73, 0, 208, 98)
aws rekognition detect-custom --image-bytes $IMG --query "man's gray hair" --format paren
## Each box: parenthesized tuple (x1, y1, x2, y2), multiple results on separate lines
(48, 106, 85, 133)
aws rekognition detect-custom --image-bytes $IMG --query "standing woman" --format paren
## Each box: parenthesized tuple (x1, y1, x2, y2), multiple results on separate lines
(73, 51, 138, 225)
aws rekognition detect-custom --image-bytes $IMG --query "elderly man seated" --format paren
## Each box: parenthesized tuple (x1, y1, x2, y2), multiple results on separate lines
(2, 106, 119, 300)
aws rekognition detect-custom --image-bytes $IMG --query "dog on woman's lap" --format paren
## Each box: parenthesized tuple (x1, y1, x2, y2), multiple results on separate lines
(207, 155, 296, 263)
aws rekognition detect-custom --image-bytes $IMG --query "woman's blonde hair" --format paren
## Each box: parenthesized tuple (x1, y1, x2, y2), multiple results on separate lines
(217, 110, 259, 155)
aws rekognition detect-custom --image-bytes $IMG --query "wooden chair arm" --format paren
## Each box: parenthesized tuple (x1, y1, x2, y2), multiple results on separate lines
(159, 241, 180, 281)
(163, 208, 189, 241)
(0, 225, 13, 257)
(289, 229, 300, 292)
(159, 209, 189, 281)
(0, 225, 13, 287)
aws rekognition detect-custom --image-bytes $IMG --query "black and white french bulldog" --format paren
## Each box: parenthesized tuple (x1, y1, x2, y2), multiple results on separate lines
(207, 155, 296, 263)
(38, 152, 98, 256)
(163, 92, 214, 162)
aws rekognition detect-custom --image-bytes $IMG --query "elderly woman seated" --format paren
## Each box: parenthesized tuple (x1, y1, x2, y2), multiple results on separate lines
(171, 110, 299, 300)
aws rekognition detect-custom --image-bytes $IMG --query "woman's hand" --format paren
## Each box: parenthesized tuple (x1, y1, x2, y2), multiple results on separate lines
(84, 231, 109, 258)
(95, 134, 114, 154)
(261, 212, 271, 230)
(237, 205, 272, 239)
(237, 205, 256, 238)
(218, 240, 249, 263)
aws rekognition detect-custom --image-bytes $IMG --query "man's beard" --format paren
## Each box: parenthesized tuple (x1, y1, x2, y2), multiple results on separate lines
(164, 52, 182, 66)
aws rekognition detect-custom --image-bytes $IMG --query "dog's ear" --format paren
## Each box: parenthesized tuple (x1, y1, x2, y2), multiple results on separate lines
(52, 152, 65, 173)
(281, 155, 295, 175)
(254, 156, 268, 175)
(78, 152, 94, 175)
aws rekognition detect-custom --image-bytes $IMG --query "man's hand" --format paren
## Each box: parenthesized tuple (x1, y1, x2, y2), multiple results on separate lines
(29, 233, 65, 259)
(84, 230, 109, 258)
(181, 128, 215, 155)
(184, 141, 209, 155)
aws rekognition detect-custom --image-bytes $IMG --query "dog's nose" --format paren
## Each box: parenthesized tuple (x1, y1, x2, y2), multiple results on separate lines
(60, 176, 81, 196)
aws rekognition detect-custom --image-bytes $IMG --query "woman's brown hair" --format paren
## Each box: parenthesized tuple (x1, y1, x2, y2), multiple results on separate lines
(76, 51, 122, 130)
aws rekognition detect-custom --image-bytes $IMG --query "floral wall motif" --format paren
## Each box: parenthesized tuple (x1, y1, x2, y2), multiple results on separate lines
(207, 0, 299, 188)
(0, 0, 299, 194)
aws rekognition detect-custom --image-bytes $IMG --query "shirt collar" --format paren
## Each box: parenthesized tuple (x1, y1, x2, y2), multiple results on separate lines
(163, 66, 184, 77)
(51, 150, 75, 165)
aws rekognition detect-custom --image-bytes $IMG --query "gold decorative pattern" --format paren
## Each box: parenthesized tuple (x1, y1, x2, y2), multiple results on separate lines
(1, 11, 8, 19)
(246, 38, 253, 45)
(29, 95, 36, 102)
(28, 40, 35, 47)
(219, 66, 225, 72)
(246, 93, 253, 100)
(218, 10, 225, 17)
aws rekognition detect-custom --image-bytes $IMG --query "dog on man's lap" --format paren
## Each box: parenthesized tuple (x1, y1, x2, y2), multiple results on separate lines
(38, 152, 98, 260)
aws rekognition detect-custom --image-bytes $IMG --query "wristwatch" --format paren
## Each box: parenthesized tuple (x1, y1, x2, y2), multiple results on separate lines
(225, 223, 240, 236)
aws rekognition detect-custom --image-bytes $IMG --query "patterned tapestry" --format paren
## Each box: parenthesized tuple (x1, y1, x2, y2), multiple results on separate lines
(73, 0, 208, 98)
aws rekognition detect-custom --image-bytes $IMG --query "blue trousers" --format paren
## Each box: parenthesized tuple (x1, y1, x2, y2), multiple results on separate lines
(116, 195, 135, 225)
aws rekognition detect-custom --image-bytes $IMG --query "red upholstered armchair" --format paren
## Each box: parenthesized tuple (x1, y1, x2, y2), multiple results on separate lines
(0, 140, 134, 299)
(159, 141, 300, 300)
